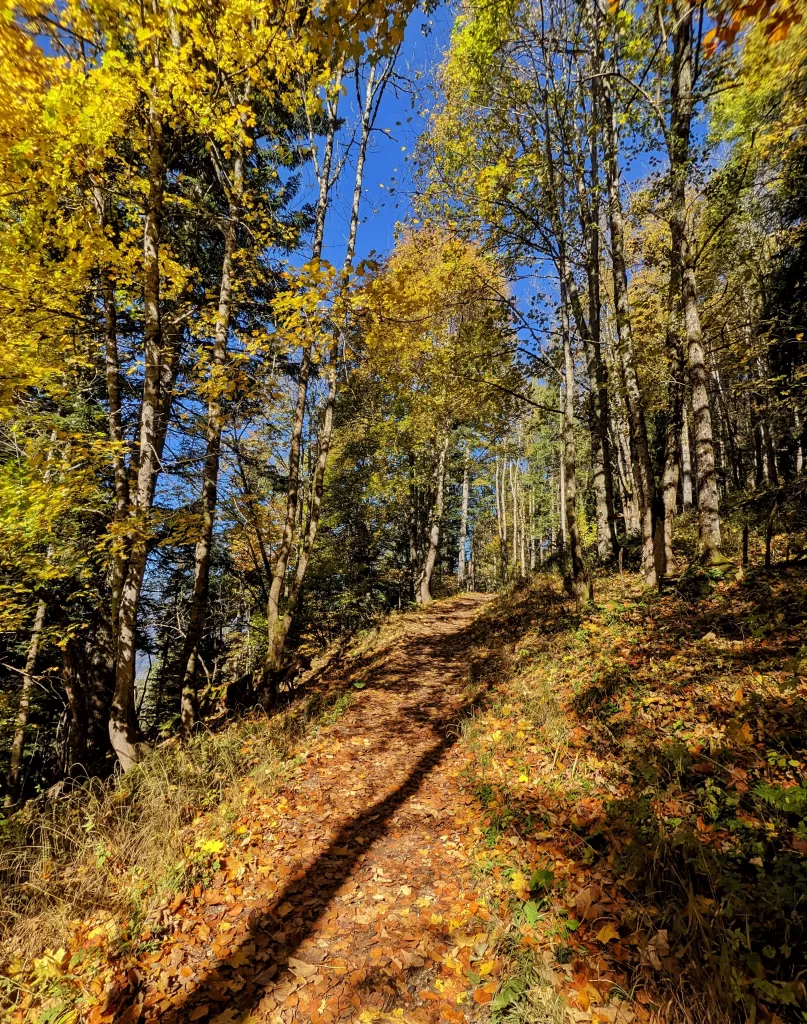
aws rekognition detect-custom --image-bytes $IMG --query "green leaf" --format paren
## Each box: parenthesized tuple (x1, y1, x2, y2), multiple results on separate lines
(491, 976, 527, 1014)
(524, 901, 541, 925)
(530, 868, 554, 891)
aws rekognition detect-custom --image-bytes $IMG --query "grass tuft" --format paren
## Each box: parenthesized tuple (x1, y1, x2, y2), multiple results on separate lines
(0, 668, 354, 977)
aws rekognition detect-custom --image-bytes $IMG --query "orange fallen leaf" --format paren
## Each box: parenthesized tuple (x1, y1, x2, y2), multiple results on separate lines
(473, 981, 497, 1004)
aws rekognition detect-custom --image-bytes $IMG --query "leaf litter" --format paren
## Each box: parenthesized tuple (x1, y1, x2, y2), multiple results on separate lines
(6, 567, 807, 1024)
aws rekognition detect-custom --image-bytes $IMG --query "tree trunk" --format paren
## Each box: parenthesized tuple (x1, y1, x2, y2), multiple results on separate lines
(765, 512, 774, 569)
(663, 186, 686, 573)
(264, 57, 390, 682)
(263, 74, 341, 684)
(510, 460, 519, 568)
(591, 0, 658, 584)
(669, 0, 722, 561)
(267, 366, 338, 665)
(5, 600, 47, 807)
(409, 463, 419, 602)
(495, 455, 508, 573)
(683, 264, 721, 557)
(713, 367, 743, 489)
(89, 185, 130, 656)
(561, 282, 589, 606)
(757, 356, 779, 486)
(558, 448, 567, 553)
(416, 433, 450, 605)
(529, 489, 536, 570)
(61, 640, 88, 777)
(180, 140, 244, 738)
(681, 404, 694, 506)
(576, 124, 618, 561)
(458, 448, 469, 584)
(519, 486, 527, 577)
(110, 69, 168, 770)
(604, 329, 641, 536)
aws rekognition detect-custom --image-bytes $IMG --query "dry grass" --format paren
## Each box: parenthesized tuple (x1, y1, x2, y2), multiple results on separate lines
(0, 674, 354, 974)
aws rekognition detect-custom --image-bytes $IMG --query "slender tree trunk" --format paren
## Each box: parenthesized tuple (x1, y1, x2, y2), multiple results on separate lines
(416, 433, 450, 605)
(765, 512, 774, 568)
(669, 0, 722, 561)
(559, 448, 567, 553)
(529, 489, 536, 570)
(753, 408, 769, 486)
(510, 461, 519, 567)
(269, 368, 338, 663)
(561, 282, 589, 605)
(681, 404, 694, 506)
(494, 455, 501, 550)
(5, 600, 47, 806)
(663, 195, 686, 572)
(661, 415, 680, 573)
(264, 74, 341, 683)
(180, 140, 244, 737)
(495, 455, 508, 573)
(614, 423, 638, 534)
(61, 640, 88, 777)
(604, 328, 640, 535)
(409, 459, 419, 601)
(264, 350, 312, 680)
(713, 367, 743, 489)
(101, 273, 130, 649)
(683, 261, 722, 557)
(110, 65, 167, 770)
(89, 186, 130, 655)
(519, 486, 527, 577)
(591, 0, 658, 584)
(576, 124, 618, 561)
(458, 448, 470, 584)
(757, 357, 779, 486)
(588, 385, 618, 561)
(264, 56, 391, 678)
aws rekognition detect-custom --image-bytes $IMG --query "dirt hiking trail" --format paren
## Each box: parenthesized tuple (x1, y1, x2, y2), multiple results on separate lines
(105, 593, 498, 1024)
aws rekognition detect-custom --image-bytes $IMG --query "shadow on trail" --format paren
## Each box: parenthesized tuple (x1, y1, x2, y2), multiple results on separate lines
(158, 739, 452, 1023)
(125, 593, 534, 1023)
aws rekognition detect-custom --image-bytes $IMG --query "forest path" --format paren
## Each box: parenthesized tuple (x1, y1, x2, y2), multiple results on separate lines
(120, 593, 497, 1024)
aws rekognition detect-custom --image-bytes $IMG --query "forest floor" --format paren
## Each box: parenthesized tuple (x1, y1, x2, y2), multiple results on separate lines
(5, 564, 807, 1024)
(11, 593, 505, 1024)
(115, 592, 500, 1024)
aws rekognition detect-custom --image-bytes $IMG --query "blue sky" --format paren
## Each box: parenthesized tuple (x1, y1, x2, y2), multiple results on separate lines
(315, 6, 456, 267)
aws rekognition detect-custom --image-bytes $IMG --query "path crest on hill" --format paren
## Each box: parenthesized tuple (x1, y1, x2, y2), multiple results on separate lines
(106, 593, 497, 1024)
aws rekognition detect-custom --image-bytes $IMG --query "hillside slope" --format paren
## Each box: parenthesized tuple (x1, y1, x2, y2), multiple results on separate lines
(4, 566, 807, 1024)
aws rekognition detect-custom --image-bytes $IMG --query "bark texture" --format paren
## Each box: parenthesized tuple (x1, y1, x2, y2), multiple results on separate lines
(416, 434, 451, 606)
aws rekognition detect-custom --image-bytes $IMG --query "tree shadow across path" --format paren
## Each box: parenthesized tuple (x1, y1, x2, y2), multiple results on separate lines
(115, 593, 531, 1024)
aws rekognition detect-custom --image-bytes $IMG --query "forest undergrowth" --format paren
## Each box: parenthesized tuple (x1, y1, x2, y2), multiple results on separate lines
(458, 565, 807, 1024)
(2, 563, 807, 1024)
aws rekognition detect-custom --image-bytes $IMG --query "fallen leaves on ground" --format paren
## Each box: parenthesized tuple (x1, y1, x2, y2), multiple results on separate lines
(454, 567, 807, 1023)
(7, 567, 807, 1024)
